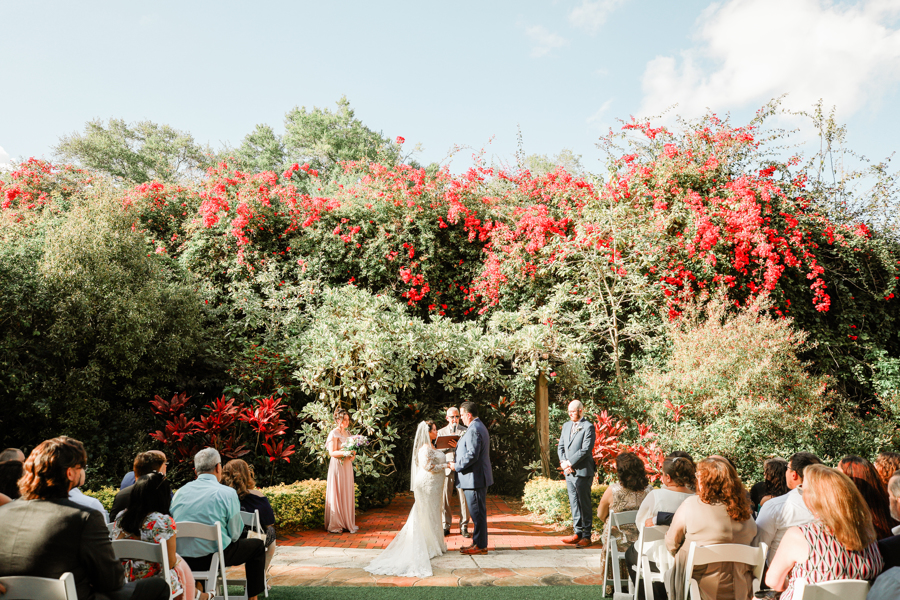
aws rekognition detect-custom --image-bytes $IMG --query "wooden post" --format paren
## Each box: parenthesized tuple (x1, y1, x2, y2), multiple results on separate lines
(535, 371, 550, 477)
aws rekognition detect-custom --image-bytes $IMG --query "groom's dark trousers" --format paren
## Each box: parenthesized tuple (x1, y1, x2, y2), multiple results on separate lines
(463, 488, 488, 549)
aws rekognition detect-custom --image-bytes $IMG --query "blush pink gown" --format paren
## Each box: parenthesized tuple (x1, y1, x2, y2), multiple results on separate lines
(325, 428, 358, 533)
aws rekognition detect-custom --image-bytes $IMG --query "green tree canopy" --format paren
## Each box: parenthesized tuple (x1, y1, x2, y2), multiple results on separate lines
(283, 96, 399, 175)
(55, 118, 215, 183)
(233, 123, 287, 174)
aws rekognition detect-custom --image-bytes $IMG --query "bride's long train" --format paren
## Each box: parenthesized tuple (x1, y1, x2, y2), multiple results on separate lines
(365, 424, 447, 578)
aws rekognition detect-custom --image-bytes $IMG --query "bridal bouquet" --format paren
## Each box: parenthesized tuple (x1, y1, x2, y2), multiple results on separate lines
(342, 435, 369, 453)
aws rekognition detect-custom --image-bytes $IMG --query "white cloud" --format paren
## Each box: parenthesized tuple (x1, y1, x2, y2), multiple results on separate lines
(0, 146, 10, 170)
(568, 0, 630, 33)
(524, 25, 569, 57)
(587, 99, 614, 123)
(638, 0, 900, 120)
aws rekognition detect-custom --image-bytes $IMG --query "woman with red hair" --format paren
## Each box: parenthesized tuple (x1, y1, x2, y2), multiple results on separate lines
(664, 456, 757, 600)
(765, 464, 882, 599)
(838, 455, 898, 539)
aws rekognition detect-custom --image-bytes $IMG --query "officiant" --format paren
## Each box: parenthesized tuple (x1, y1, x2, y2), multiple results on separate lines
(437, 406, 471, 538)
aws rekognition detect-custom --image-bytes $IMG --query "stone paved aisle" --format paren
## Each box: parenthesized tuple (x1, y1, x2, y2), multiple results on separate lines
(242, 491, 614, 588)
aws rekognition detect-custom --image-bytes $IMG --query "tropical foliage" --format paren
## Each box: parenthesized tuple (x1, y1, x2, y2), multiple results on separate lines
(1, 98, 898, 502)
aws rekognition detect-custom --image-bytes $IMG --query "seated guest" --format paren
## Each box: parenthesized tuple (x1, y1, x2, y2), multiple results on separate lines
(0, 447, 25, 463)
(110, 450, 168, 521)
(598, 451, 654, 544)
(754, 451, 821, 562)
(170, 448, 266, 600)
(869, 567, 900, 600)
(0, 459, 23, 498)
(877, 472, 900, 570)
(665, 456, 757, 600)
(598, 452, 654, 590)
(765, 464, 882, 599)
(68, 464, 110, 524)
(111, 473, 206, 600)
(875, 451, 900, 488)
(626, 453, 695, 596)
(837, 455, 898, 540)
(223, 459, 277, 572)
(637, 453, 696, 531)
(0, 436, 169, 600)
(758, 457, 789, 506)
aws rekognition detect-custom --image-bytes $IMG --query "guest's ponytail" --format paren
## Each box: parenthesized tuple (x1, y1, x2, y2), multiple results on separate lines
(663, 456, 696, 488)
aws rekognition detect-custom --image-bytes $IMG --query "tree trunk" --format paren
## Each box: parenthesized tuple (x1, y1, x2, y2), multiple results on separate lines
(535, 371, 550, 477)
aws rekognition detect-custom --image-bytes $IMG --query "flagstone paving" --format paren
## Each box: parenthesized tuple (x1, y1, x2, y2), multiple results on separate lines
(240, 492, 616, 588)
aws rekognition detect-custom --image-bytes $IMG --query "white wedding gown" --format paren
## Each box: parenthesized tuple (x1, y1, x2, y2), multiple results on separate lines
(365, 434, 447, 578)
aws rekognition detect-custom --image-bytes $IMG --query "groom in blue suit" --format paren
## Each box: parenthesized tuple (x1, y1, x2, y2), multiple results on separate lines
(558, 400, 596, 548)
(449, 401, 493, 555)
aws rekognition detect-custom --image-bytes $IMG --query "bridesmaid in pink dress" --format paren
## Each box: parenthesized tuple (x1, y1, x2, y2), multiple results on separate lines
(325, 407, 358, 533)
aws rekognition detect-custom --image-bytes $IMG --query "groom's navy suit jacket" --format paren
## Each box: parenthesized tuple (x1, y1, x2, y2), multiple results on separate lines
(454, 417, 493, 489)
(557, 418, 596, 478)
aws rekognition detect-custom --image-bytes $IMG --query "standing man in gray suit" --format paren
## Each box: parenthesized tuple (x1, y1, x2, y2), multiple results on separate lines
(449, 401, 493, 555)
(558, 400, 596, 548)
(437, 406, 470, 538)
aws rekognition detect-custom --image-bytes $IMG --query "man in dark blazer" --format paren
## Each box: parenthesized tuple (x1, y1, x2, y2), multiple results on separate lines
(558, 400, 597, 548)
(0, 436, 169, 600)
(450, 401, 493, 555)
(878, 472, 900, 570)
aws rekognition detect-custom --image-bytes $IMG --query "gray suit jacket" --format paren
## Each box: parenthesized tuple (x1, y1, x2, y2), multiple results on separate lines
(454, 418, 493, 489)
(0, 497, 125, 600)
(557, 418, 596, 478)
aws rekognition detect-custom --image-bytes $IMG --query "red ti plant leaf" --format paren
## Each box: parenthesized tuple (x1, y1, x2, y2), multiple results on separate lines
(262, 439, 296, 463)
(194, 396, 241, 439)
(240, 396, 288, 438)
(150, 392, 191, 415)
(592, 410, 628, 472)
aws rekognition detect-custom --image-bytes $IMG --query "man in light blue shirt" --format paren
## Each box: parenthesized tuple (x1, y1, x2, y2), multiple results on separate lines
(171, 448, 265, 600)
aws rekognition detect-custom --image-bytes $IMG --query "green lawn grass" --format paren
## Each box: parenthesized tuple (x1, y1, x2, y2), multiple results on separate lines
(264, 586, 595, 600)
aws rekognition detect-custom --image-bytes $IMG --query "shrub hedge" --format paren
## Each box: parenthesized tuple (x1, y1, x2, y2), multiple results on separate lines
(522, 476, 608, 532)
(85, 479, 360, 533)
(82, 486, 117, 511)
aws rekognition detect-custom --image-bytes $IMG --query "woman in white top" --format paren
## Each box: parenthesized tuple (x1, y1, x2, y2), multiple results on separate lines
(637, 454, 697, 532)
(626, 453, 697, 593)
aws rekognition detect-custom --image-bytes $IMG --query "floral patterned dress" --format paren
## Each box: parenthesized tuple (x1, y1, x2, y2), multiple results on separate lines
(111, 510, 185, 597)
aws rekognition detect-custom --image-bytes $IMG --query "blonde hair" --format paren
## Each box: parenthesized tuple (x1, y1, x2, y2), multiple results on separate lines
(222, 459, 256, 499)
(803, 464, 876, 551)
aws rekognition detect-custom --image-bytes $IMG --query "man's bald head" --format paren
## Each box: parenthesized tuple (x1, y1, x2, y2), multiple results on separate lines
(567, 400, 584, 422)
(446, 406, 461, 427)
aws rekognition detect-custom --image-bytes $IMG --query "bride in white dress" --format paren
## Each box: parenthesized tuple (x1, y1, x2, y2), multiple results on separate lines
(365, 420, 448, 578)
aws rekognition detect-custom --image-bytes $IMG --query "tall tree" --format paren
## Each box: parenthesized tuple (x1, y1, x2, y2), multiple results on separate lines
(283, 96, 399, 176)
(233, 124, 286, 173)
(55, 118, 214, 183)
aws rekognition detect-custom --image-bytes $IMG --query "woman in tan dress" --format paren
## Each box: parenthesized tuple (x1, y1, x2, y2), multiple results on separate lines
(325, 407, 358, 533)
(665, 456, 757, 600)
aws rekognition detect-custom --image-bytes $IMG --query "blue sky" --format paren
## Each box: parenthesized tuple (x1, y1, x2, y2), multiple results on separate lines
(2, 0, 899, 173)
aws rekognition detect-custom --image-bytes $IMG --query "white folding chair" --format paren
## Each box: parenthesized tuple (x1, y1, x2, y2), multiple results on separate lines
(683, 541, 768, 600)
(176, 521, 229, 600)
(0, 573, 77, 599)
(628, 525, 667, 600)
(111, 537, 175, 600)
(792, 578, 869, 600)
(229, 510, 269, 599)
(602, 510, 639, 597)
(107, 522, 117, 537)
